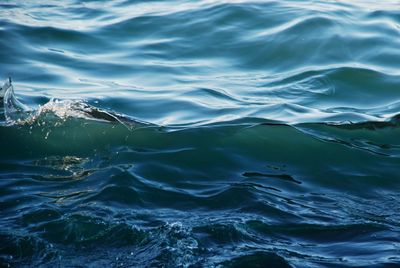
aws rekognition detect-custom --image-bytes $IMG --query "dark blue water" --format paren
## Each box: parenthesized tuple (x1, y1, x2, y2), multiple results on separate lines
(1, 0, 400, 267)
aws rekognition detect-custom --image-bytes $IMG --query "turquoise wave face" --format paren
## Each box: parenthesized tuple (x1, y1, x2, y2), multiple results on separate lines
(1, 0, 400, 267)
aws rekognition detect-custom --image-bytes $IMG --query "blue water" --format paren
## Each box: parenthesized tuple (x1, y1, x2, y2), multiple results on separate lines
(1, 0, 400, 267)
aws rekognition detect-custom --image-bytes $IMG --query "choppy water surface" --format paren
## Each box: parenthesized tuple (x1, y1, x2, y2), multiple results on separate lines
(1, 0, 400, 267)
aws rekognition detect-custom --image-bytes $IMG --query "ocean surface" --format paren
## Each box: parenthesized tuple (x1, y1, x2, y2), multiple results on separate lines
(1, 0, 400, 267)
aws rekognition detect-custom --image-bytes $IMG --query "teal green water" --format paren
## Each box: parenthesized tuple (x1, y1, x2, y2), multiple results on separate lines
(1, 0, 400, 267)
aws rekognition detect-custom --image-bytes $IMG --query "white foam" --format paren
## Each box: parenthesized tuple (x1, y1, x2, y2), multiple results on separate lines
(36, 99, 96, 121)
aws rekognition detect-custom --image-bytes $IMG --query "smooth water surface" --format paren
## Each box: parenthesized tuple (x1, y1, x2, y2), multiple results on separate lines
(1, 0, 400, 267)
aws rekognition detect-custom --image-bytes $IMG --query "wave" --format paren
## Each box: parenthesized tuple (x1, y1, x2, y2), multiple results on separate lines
(1, 78, 399, 163)
(1, 77, 400, 129)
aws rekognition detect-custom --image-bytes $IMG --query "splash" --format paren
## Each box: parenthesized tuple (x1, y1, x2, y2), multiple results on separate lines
(0, 78, 31, 123)
(0, 78, 137, 129)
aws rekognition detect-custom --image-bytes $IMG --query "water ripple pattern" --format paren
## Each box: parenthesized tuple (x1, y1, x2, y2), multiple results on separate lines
(1, 0, 400, 267)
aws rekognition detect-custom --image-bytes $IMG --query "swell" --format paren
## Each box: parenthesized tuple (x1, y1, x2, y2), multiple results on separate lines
(1, 75, 400, 161)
